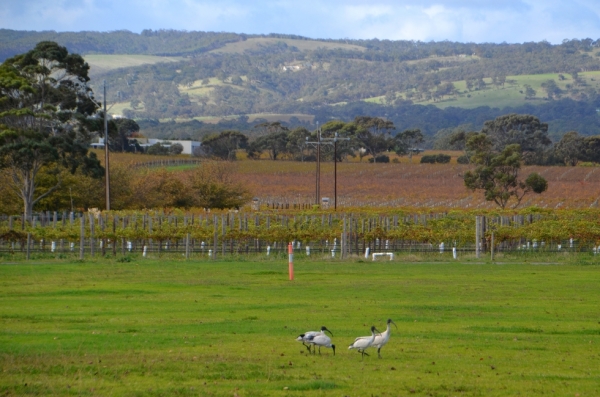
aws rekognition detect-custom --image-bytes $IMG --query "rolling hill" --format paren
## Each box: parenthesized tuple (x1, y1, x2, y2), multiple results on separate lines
(2, 29, 600, 141)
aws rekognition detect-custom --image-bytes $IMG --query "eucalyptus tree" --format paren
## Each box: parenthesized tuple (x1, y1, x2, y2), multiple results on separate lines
(554, 131, 585, 166)
(353, 116, 395, 163)
(479, 114, 552, 165)
(394, 128, 424, 163)
(0, 41, 103, 219)
(463, 134, 548, 209)
(320, 120, 357, 161)
(112, 118, 140, 152)
(286, 127, 311, 161)
(201, 130, 248, 160)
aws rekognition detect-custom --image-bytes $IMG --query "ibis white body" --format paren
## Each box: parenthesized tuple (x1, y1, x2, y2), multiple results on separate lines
(353, 319, 397, 358)
(348, 326, 380, 359)
(308, 333, 335, 355)
(296, 326, 333, 353)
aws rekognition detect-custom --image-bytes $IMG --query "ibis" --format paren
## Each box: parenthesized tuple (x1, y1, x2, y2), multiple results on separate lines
(354, 319, 398, 358)
(348, 325, 381, 360)
(306, 332, 335, 356)
(296, 326, 333, 353)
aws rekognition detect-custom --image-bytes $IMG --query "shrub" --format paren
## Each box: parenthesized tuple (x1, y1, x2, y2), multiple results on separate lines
(169, 143, 184, 155)
(457, 155, 470, 164)
(435, 154, 451, 164)
(368, 155, 390, 163)
(147, 143, 169, 155)
(420, 155, 436, 164)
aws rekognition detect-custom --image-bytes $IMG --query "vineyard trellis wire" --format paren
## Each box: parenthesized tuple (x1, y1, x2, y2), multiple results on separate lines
(1, 208, 600, 258)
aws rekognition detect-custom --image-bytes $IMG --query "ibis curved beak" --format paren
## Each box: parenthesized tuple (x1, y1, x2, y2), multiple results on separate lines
(391, 320, 398, 330)
(325, 328, 334, 337)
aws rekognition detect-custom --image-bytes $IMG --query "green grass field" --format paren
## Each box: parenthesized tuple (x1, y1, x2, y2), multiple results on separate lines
(365, 71, 600, 110)
(84, 54, 185, 74)
(2, 255, 598, 396)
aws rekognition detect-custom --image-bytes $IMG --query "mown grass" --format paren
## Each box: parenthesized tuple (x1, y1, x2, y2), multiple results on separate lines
(1, 256, 599, 396)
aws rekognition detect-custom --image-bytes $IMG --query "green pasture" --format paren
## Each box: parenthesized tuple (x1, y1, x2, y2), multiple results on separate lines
(366, 71, 600, 110)
(1, 255, 599, 396)
(84, 55, 184, 74)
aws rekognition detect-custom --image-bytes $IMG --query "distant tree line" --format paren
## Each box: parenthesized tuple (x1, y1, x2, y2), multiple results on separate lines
(195, 119, 426, 164)
(435, 113, 600, 167)
(133, 96, 600, 144)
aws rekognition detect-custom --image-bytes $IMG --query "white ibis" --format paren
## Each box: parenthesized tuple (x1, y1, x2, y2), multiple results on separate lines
(295, 326, 333, 353)
(306, 332, 335, 356)
(348, 325, 381, 360)
(354, 319, 398, 358)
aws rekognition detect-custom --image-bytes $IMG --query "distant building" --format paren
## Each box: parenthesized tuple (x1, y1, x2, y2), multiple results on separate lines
(142, 139, 201, 155)
(90, 138, 201, 155)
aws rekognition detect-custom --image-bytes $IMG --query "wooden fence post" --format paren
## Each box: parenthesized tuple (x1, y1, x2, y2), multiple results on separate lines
(26, 233, 31, 260)
(185, 233, 190, 260)
(79, 215, 85, 260)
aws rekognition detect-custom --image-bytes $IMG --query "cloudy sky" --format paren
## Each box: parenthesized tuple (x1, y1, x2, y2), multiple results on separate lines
(2, 0, 600, 44)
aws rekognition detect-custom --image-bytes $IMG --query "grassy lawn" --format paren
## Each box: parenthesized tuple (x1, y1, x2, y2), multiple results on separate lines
(1, 255, 599, 396)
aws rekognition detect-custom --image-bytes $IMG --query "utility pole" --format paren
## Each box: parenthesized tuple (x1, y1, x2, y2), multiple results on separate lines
(324, 132, 349, 210)
(306, 127, 349, 210)
(316, 122, 320, 204)
(103, 80, 110, 211)
(306, 122, 332, 205)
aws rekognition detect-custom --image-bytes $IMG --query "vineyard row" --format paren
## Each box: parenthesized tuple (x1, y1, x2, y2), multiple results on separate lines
(2, 209, 600, 257)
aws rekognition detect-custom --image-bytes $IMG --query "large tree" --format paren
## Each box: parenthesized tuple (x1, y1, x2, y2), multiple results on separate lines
(200, 130, 248, 160)
(0, 41, 103, 218)
(554, 131, 585, 166)
(353, 116, 395, 163)
(480, 114, 552, 164)
(581, 136, 600, 164)
(319, 120, 356, 162)
(286, 127, 311, 161)
(394, 128, 424, 163)
(111, 118, 140, 152)
(463, 134, 548, 209)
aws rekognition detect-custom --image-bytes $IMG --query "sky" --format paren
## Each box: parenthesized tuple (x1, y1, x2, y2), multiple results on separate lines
(1, 0, 600, 44)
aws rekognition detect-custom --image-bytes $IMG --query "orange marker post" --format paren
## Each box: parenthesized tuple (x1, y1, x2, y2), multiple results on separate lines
(288, 242, 294, 280)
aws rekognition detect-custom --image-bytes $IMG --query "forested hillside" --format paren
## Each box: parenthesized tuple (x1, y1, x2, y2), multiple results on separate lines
(2, 29, 600, 141)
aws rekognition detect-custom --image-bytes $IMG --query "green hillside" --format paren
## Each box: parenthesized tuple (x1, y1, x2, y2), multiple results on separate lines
(4, 30, 600, 137)
(84, 54, 185, 75)
(364, 71, 600, 110)
(210, 37, 366, 54)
